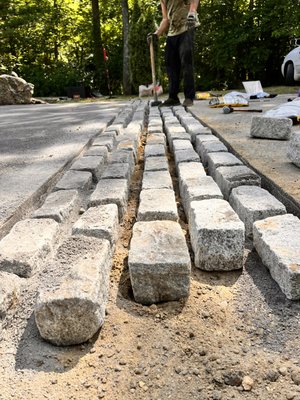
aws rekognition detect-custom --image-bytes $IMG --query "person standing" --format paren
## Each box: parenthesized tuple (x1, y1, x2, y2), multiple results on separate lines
(148, 0, 199, 107)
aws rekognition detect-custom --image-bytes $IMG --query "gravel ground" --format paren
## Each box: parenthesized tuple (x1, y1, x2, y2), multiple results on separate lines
(1, 126, 300, 400)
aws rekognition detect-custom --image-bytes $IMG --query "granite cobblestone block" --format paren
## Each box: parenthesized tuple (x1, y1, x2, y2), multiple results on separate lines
(0, 218, 59, 277)
(229, 186, 286, 237)
(35, 235, 112, 346)
(189, 199, 245, 271)
(215, 165, 261, 200)
(137, 188, 178, 221)
(181, 176, 223, 218)
(72, 204, 119, 249)
(142, 171, 173, 190)
(253, 214, 300, 300)
(207, 152, 243, 179)
(33, 189, 80, 223)
(70, 155, 106, 181)
(89, 179, 128, 221)
(128, 221, 191, 304)
(54, 170, 93, 192)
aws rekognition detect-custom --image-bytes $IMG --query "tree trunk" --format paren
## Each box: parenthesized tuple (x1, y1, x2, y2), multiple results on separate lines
(91, 0, 104, 91)
(122, 0, 131, 95)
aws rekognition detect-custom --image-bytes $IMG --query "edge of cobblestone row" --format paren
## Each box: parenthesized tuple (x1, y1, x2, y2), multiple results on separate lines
(0, 115, 118, 240)
(189, 111, 300, 219)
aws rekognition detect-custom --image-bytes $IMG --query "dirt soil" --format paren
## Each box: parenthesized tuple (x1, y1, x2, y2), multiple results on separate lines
(1, 129, 300, 400)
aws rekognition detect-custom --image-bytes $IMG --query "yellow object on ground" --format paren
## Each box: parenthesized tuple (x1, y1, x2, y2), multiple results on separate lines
(195, 92, 212, 100)
(209, 94, 249, 108)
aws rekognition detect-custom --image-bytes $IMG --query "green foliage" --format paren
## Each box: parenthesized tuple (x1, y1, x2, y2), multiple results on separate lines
(19, 61, 88, 97)
(0, 0, 299, 96)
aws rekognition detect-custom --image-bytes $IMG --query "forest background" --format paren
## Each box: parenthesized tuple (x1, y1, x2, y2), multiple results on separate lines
(1, 0, 299, 97)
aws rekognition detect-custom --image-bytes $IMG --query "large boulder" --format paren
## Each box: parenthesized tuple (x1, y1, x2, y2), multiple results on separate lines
(0, 74, 34, 105)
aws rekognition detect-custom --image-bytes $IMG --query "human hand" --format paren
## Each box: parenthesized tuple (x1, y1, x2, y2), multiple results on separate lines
(187, 11, 197, 29)
(147, 32, 158, 45)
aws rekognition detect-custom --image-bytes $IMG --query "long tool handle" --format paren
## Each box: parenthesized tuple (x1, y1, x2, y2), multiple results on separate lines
(234, 109, 262, 112)
(149, 37, 158, 102)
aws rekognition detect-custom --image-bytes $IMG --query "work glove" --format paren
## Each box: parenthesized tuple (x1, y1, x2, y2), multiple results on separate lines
(147, 32, 158, 46)
(187, 11, 197, 29)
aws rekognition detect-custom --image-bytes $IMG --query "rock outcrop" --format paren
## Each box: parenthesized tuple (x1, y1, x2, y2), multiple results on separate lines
(0, 74, 34, 105)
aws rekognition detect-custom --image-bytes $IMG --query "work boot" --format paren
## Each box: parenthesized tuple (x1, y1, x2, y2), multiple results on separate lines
(159, 97, 181, 107)
(183, 98, 194, 107)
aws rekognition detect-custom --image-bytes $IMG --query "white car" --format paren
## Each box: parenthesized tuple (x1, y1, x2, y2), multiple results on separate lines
(281, 40, 300, 84)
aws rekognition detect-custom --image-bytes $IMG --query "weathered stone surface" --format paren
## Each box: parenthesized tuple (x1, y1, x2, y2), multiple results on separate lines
(0, 74, 34, 105)
(128, 221, 191, 304)
(189, 199, 245, 271)
(93, 136, 115, 151)
(215, 165, 261, 200)
(177, 161, 207, 194)
(207, 152, 243, 179)
(105, 124, 122, 135)
(100, 131, 117, 144)
(72, 204, 119, 249)
(173, 139, 193, 152)
(163, 117, 178, 125)
(192, 127, 212, 143)
(101, 162, 131, 180)
(137, 189, 178, 221)
(144, 156, 169, 171)
(33, 190, 79, 223)
(229, 186, 286, 237)
(117, 139, 137, 162)
(89, 179, 128, 221)
(142, 171, 173, 190)
(167, 131, 191, 151)
(198, 140, 228, 166)
(148, 126, 163, 134)
(144, 144, 166, 158)
(109, 149, 135, 167)
(0, 272, 23, 318)
(84, 146, 108, 161)
(188, 126, 212, 143)
(178, 115, 195, 125)
(250, 116, 292, 140)
(70, 156, 106, 181)
(174, 148, 200, 167)
(54, 170, 93, 191)
(146, 134, 166, 147)
(287, 132, 300, 168)
(181, 176, 223, 218)
(253, 214, 300, 300)
(164, 125, 187, 136)
(35, 235, 112, 346)
(195, 134, 219, 155)
(0, 219, 59, 277)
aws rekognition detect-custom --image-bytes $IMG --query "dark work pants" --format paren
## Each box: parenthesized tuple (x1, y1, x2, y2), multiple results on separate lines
(165, 29, 195, 100)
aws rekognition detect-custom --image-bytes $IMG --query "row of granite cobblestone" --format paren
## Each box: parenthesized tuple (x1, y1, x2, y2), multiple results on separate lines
(0, 100, 147, 345)
(1, 99, 300, 347)
(129, 103, 300, 307)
